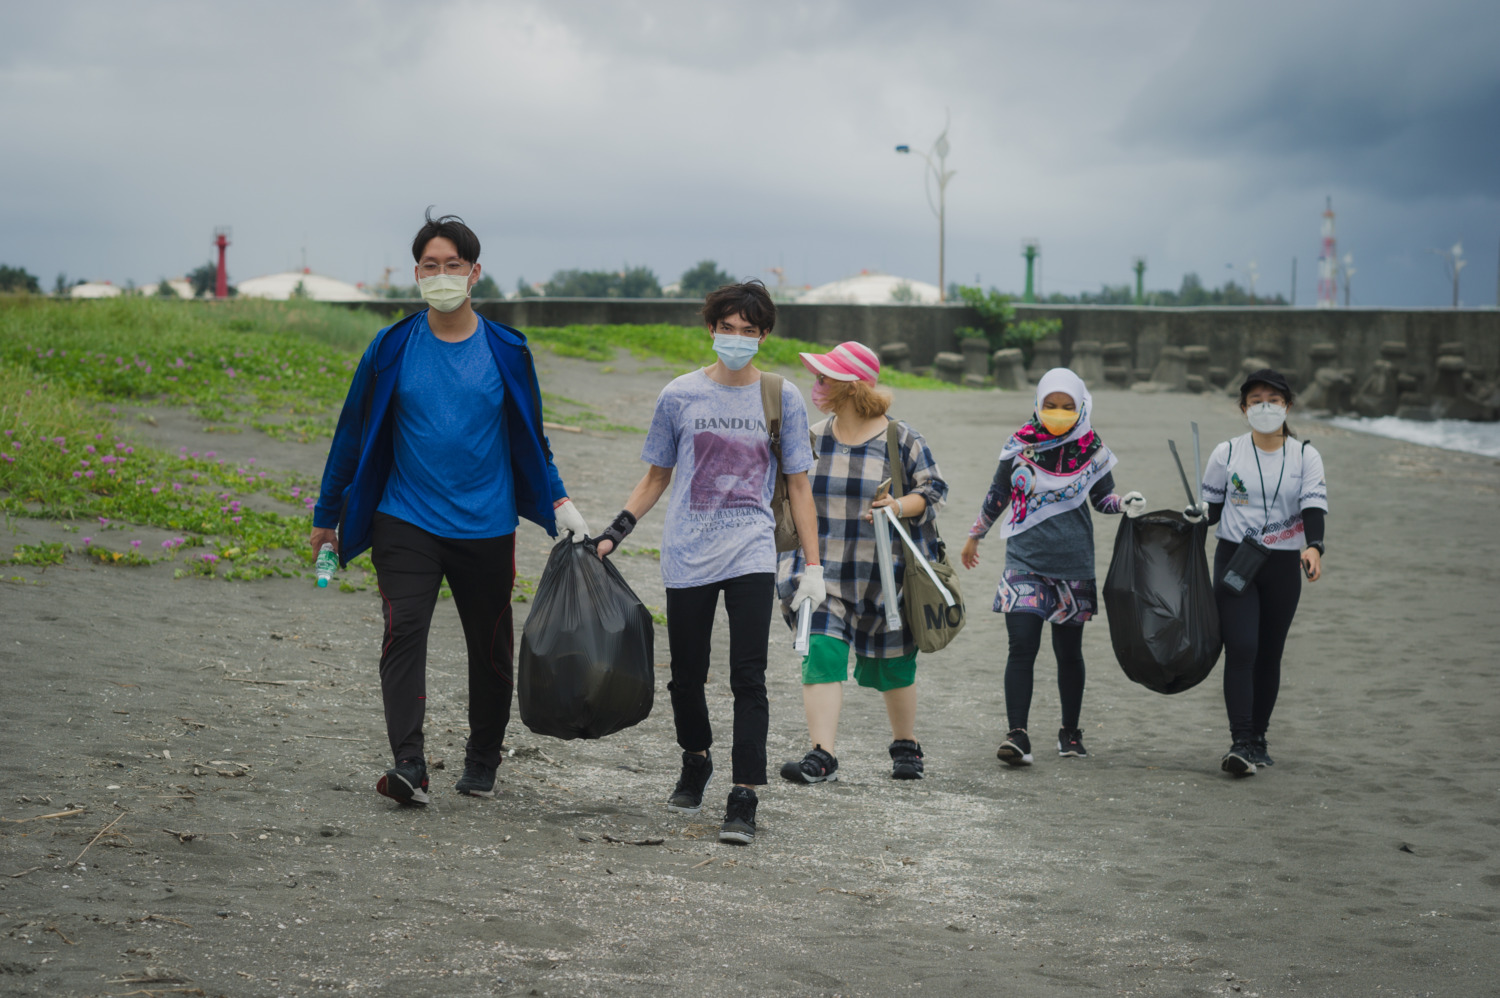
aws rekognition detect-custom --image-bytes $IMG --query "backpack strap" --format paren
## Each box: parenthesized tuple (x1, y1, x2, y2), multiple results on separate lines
(886, 419, 906, 503)
(759, 373, 784, 458)
(759, 373, 789, 502)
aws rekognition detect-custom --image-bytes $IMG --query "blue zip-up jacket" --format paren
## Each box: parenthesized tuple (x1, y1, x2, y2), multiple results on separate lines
(313, 311, 568, 567)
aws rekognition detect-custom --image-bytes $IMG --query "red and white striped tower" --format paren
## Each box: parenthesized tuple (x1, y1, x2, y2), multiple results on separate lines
(1316, 197, 1337, 308)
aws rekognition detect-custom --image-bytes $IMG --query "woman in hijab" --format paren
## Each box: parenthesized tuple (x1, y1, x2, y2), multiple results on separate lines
(960, 368, 1145, 765)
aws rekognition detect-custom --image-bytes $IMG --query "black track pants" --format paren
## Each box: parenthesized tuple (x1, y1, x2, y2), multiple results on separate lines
(1213, 541, 1302, 743)
(664, 573, 775, 786)
(370, 512, 516, 770)
(1003, 613, 1086, 732)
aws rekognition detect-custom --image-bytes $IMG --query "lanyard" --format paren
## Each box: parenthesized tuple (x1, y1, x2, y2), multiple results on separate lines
(1250, 439, 1286, 538)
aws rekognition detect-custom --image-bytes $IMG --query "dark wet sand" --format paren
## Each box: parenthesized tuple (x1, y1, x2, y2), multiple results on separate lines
(3, 353, 1498, 997)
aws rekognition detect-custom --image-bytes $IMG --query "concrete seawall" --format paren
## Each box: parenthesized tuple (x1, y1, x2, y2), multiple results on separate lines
(349, 298, 1500, 390)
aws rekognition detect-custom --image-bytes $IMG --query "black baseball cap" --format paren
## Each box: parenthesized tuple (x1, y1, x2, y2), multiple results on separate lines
(1239, 367, 1292, 399)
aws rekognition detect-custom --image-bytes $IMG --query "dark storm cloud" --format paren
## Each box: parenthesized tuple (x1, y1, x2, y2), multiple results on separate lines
(1125, 0, 1500, 200)
(0, 1, 1493, 305)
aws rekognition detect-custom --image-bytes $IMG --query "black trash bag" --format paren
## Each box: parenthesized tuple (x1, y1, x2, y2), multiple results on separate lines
(1103, 511, 1222, 695)
(517, 536, 655, 739)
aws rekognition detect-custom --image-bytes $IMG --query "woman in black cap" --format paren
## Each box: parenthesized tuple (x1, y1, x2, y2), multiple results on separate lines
(1188, 369, 1328, 776)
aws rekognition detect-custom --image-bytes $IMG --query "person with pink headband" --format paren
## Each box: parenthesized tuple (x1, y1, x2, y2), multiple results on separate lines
(777, 341, 950, 784)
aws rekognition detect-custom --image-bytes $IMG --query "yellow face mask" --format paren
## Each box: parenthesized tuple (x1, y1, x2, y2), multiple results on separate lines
(1039, 407, 1079, 436)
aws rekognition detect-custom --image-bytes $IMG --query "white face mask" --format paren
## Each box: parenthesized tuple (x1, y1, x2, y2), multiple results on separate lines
(417, 272, 472, 313)
(712, 333, 760, 371)
(1246, 401, 1287, 434)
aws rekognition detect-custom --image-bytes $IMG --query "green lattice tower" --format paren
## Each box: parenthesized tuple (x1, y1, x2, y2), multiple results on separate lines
(1022, 242, 1038, 303)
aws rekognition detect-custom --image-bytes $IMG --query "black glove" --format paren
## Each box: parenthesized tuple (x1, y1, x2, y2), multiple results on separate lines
(598, 509, 637, 553)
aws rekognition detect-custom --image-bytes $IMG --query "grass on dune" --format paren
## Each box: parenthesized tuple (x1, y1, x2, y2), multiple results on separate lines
(0, 297, 954, 581)
(522, 322, 957, 391)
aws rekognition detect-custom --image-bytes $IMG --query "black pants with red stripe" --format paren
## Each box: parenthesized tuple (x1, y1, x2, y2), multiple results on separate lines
(371, 512, 516, 771)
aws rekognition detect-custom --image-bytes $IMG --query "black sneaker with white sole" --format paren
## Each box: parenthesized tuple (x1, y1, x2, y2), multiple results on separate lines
(1057, 728, 1088, 758)
(455, 761, 497, 798)
(667, 750, 713, 814)
(779, 745, 839, 784)
(889, 740, 924, 780)
(997, 729, 1033, 766)
(718, 786, 758, 845)
(1221, 743, 1257, 777)
(376, 758, 430, 806)
(1249, 736, 1274, 768)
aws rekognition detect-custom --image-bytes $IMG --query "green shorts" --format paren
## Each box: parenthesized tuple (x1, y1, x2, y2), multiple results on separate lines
(802, 634, 917, 692)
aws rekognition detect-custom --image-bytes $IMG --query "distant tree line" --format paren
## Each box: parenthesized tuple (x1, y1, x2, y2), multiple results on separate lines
(509, 260, 735, 300)
(1035, 273, 1289, 307)
(0, 265, 41, 294)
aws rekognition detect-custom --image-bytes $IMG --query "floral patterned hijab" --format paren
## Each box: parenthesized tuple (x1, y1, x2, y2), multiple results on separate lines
(997, 368, 1117, 537)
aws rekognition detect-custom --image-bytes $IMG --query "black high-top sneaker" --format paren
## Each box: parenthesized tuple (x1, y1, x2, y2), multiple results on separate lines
(667, 750, 713, 814)
(719, 786, 758, 845)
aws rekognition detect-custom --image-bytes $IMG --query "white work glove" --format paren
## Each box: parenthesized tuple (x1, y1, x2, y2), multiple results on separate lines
(555, 499, 589, 542)
(1183, 504, 1206, 524)
(1121, 492, 1147, 518)
(792, 564, 826, 612)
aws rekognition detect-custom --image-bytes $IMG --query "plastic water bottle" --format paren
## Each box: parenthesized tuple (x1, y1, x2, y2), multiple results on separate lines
(315, 543, 337, 588)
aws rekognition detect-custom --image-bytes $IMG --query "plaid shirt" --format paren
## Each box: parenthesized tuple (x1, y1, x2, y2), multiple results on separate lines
(777, 416, 949, 658)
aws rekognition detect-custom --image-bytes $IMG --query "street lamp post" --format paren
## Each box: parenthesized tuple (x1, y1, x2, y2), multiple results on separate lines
(1339, 252, 1355, 307)
(895, 112, 956, 301)
(1225, 260, 1259, 303)
(1432, 242, 1466, 308)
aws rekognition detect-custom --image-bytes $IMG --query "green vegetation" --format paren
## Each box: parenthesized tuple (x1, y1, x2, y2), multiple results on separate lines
(1030, 273, 1288, 307)
(542, 266, 663, 298)
(524, 323, 954, 391)
(0, 297, 956, 582)
(675, 260, 734, 299)
(0, 266, 41, 295)
(0, 358, 312, 578)
(953, 286, 1061, 359)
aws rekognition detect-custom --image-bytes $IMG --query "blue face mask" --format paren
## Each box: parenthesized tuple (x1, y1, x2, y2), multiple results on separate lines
(713, 333, 760, 371)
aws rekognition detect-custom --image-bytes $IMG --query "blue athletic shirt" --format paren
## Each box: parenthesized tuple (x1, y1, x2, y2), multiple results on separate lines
(377, 314, 517, 538)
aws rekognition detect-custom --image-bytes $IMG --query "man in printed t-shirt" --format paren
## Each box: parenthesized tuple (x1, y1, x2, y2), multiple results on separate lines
(595, 281, 824, 845)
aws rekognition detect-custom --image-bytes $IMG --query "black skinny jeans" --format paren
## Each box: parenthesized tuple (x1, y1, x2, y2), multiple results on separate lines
(1213, 541, 1302, 743)
(370, 512, 516, 771)
(1003, 613, 1086, 732)
(664, 573, 775, 786)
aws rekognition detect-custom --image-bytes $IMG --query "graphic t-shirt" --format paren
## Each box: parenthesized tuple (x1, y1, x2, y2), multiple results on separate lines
(641, 370, 814, 588)
(1200, 433, 1328, 551)
(377, 315, 517, 538)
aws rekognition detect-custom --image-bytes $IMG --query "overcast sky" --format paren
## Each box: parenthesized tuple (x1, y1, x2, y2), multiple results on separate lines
(4, 0, 1497, 306)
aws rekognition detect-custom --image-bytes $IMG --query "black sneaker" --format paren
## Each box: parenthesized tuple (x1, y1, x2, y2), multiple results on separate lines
(667, 750, 713, 814)
(719, 786, 758, 845)
(1221, 743, 1257, 777)
(1250, 736, 1274, 768)
(1057, 728, 1088, 758)
(455, 761, 497, 798)
(376, 758, 430, 806)
(779, 745, 839, 784)
(889, 740, 924, 780)
(997, 729, 1033, 766)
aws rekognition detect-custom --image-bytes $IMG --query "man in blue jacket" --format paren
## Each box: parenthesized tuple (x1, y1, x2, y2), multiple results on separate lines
(310, 211, 590, 807)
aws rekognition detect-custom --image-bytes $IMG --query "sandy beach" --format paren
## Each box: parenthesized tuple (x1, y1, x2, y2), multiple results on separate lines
(3, 350, 1498, 998)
